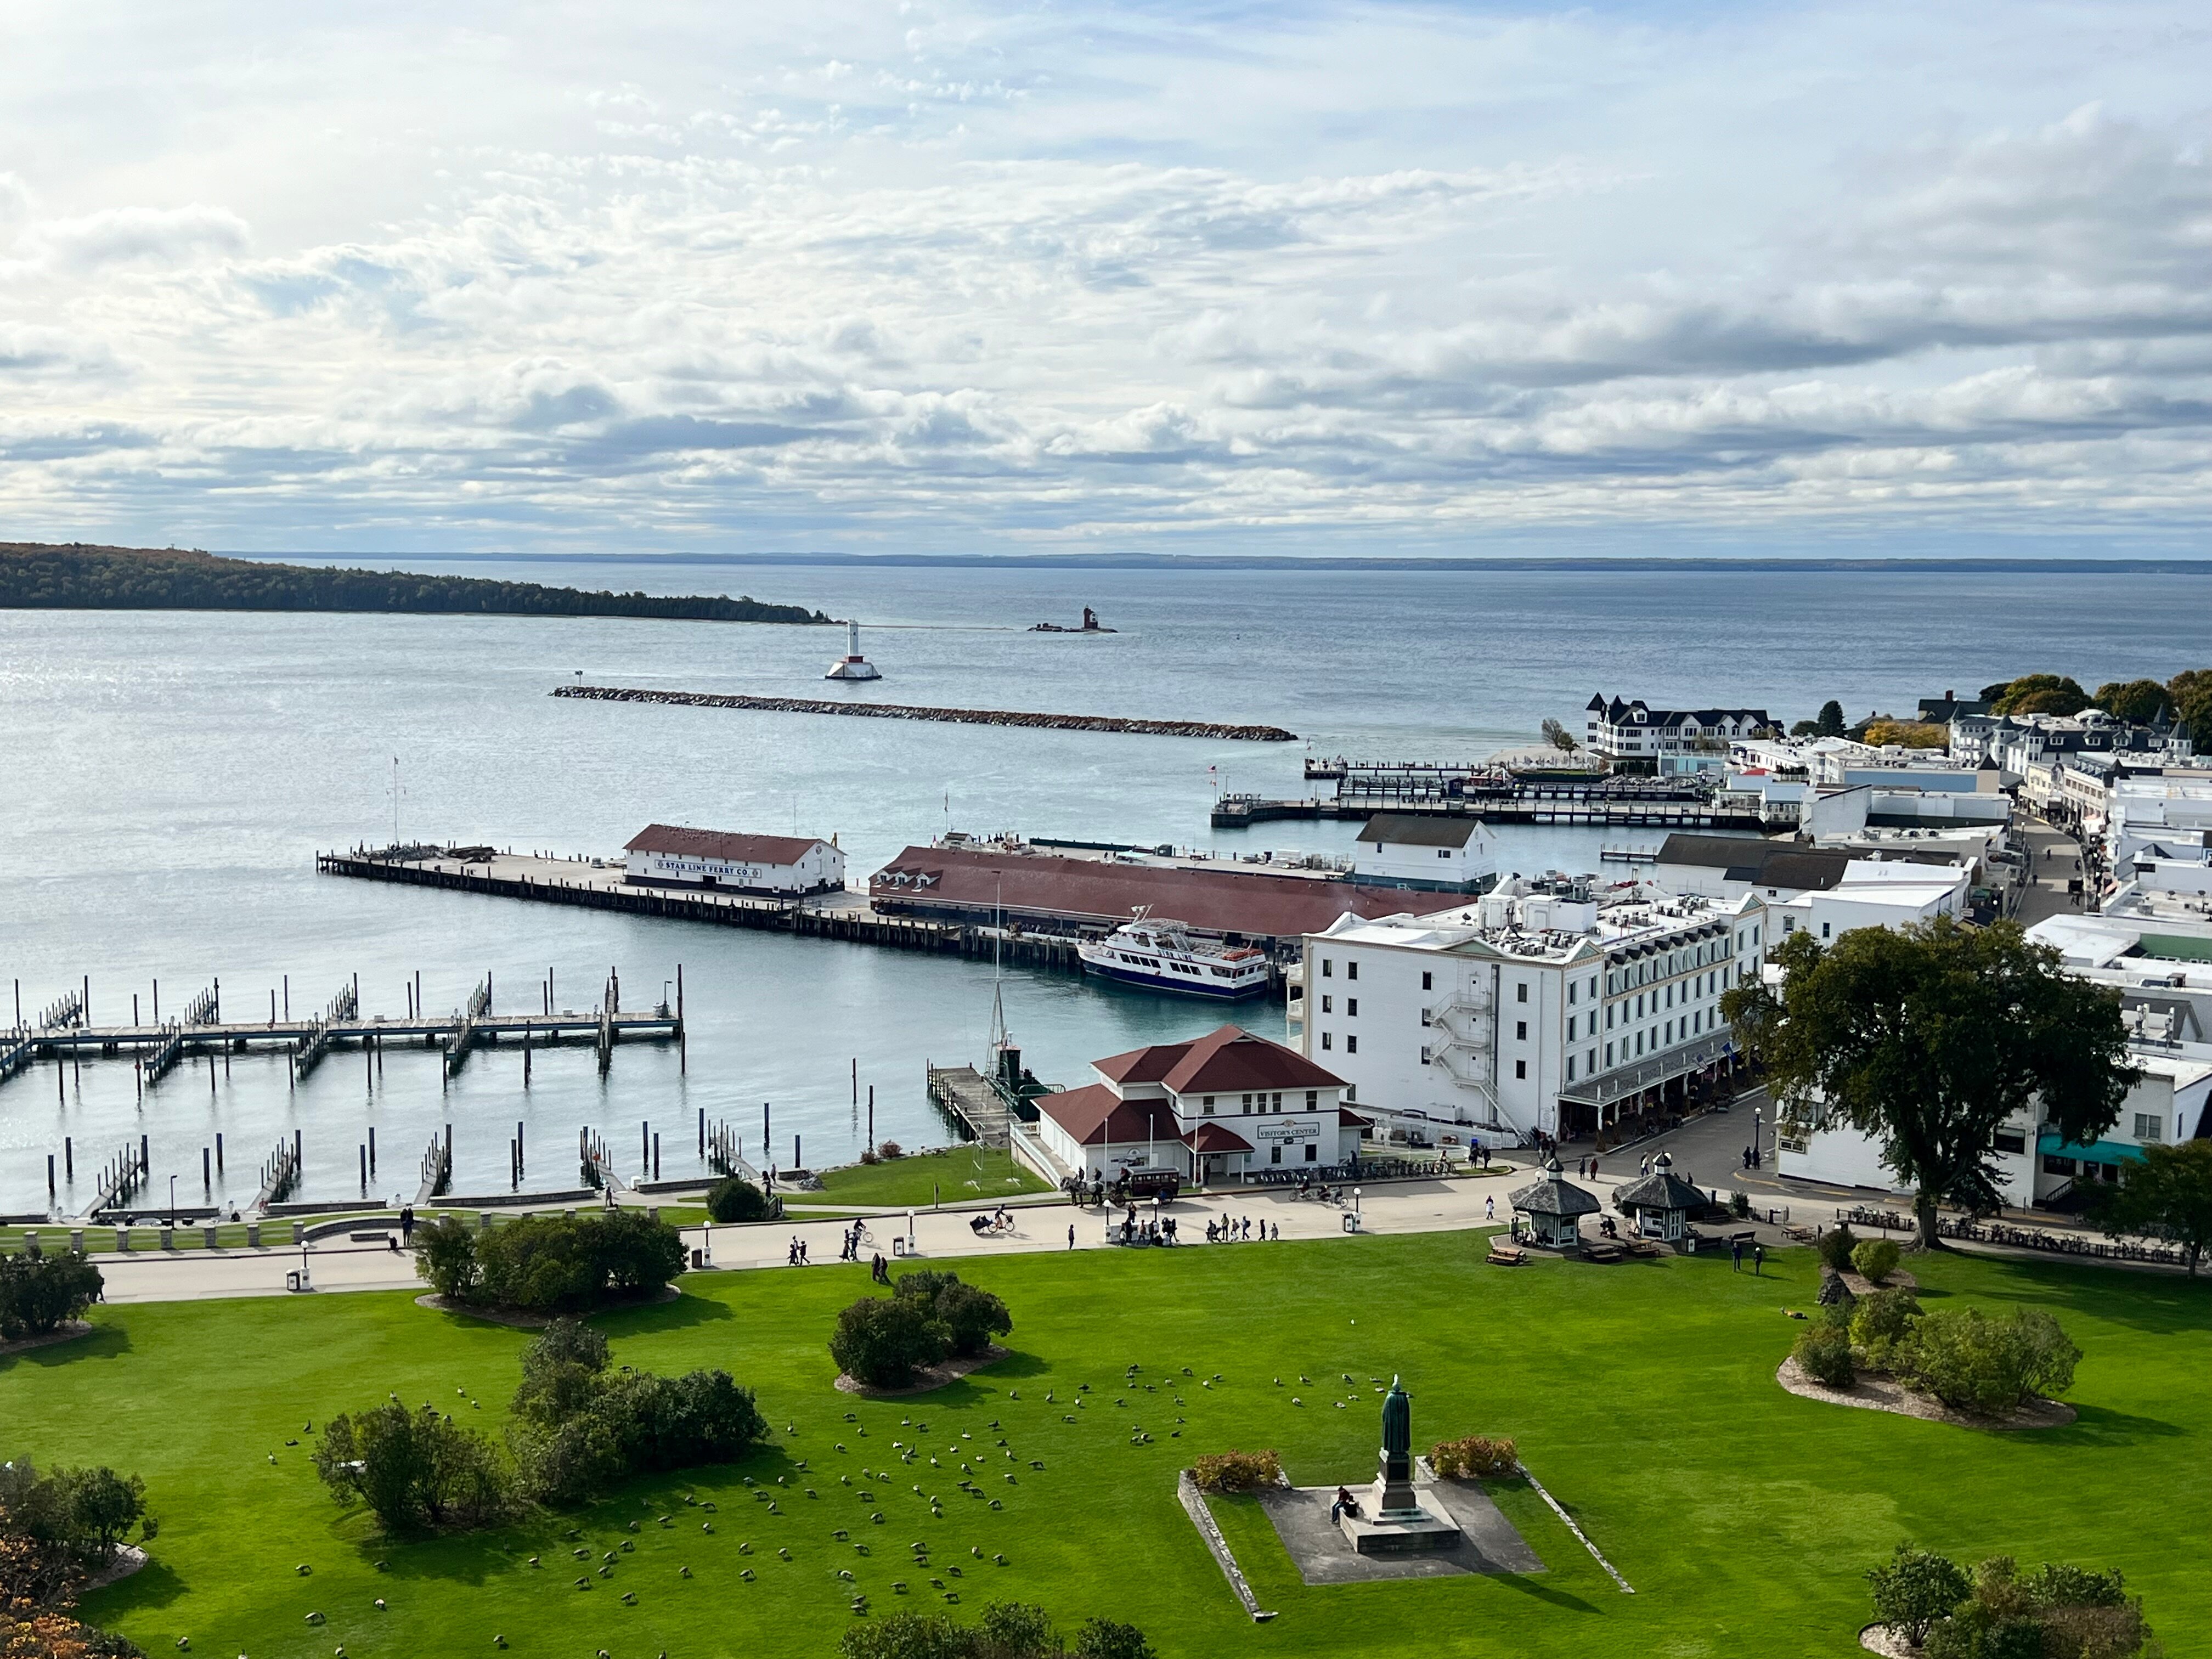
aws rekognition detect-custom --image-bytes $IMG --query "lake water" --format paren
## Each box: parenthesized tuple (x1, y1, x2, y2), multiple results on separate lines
(4, 558, 2207, 1215)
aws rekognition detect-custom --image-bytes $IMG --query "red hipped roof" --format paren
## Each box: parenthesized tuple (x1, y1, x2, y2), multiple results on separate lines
(1034, 1084, 1181, 1148)
(1094, 1024, 1345, 1095)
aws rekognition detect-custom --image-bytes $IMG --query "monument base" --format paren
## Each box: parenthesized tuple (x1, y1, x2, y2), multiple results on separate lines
(1339, 1485, 1463, 1555)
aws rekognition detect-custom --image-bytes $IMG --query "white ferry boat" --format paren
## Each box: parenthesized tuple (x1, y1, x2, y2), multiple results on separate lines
(1077, 911, 1271, 1000)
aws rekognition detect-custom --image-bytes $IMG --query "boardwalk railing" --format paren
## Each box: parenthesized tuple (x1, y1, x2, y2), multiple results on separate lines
(39, 989, 84, 1030)
(140, 1020, 187, 1085)
(0, 1030, 35, 1085)
(443, 974, 492, 1079)
(291, 981, 359, 1081)
(416, 1128, 453, 1205)
(182, 982, 221, 1026)
(255, 1136, 302, 1209)
(89, 1140, 149, 1215)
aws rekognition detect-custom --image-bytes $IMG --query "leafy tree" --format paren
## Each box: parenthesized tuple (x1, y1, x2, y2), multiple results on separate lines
(54, 1472, 143, 1564)
(979, 1601, 1058, 1656)
(1538, 716, 1578, 753)
(1073, 1619, 1158, 1659)
(0, 1509, 142, 1659)
(410, 1216, 479, 1301)
(706, 1176, 776, 1223)
(312, 1403, 514, 1532)
(471, 1211, 684, 1312)
(0, 1253, 104, 1341)
(511, 1318, 611, 1427)
(2167, 668, 2212, 742)
(830, 1295, 950, 1387)
(2092, 679, 2172, 724)
(1815, 699, 1846, 737)
(1816, 1222, 1859, 1273)
(1867, 1544, 1971, 1646)
(2091, 1139, 2212, 1275)
(1724, 918, 2137, 1246)
(1922, 1555, 2154, 1659)
(1988, 674, 2089, 717)
(894, 1271, 1012, 1358)
(1861, 720, 1948, 749)
(1790, 719, 1821, 737)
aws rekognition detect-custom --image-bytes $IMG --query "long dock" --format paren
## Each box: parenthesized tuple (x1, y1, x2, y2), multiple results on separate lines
(552, 683, 1299, 743)
(317, 849, 1086, 973)
(1213, 789, 1772, 831)
(927, 1064, 1013, 1148)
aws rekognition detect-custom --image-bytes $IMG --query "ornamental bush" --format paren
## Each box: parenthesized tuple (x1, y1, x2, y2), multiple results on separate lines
(1190, 1449, 1282, 1493)
(0, 1250, 104, 1341)
(1852, 1237, 1903, 1285)
(467, 1211, 685, 1313)
(1818, 1222, 1860, 1273)
(1894, 1306, 2080, 1415)
(1849, 1286, 1923, 1369)
(410, 1216, 479, 1301)
(837, 1601, 1156, 1659)
(892, 1270, 1013, 1358)
(1919, 1554, 2154, 1659)
(1429, 1435, 1519, 1479)
(1793, 1322, 1857, 1389)
(0, 1459, 155, 1570)
(831, 1294, 950, 1387)
(706, 1176, 778, 1223)
(1866, 1543, 1971, 1646)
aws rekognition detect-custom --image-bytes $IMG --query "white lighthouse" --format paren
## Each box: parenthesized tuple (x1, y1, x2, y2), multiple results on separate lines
(824, 619, 881, 681)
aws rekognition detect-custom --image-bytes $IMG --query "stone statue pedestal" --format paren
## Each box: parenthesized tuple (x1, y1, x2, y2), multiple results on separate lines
(1338, 1450, 1462, 1556)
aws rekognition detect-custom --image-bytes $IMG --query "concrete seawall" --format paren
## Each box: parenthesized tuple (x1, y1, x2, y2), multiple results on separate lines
(551, 683, 1299, 742)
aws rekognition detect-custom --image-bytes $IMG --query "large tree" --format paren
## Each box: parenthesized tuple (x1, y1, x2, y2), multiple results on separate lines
(2167, 668, 2212, 741)
(2093, 679, 2173, 725)
(2092, 1139, 2212, 1276)
(1723, 918, 2137, 1247)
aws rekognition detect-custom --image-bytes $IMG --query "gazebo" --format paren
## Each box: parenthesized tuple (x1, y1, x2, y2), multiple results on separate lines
(1612, 1151, 1706, 1243)
(1507, 1157, 1601, 1248)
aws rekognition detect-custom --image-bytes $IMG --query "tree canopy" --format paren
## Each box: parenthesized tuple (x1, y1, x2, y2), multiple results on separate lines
(1723, 917, 2137, 1245)
(2092, 678, 2173, 724)
(1985, 674, 2090, 717)
(1814, 699, 1846, 736)
(2091, 1139, 2212, 1276)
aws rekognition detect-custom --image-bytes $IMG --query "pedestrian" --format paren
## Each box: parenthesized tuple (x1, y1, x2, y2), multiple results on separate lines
(1068, 1223, 1075, 1250)
(1484, 1195, 1494, 1221)
(1270, 1221, 1279, 1241)
(1730, 1237, 1743, 1272)
(1753, 1243, 1764, 1276)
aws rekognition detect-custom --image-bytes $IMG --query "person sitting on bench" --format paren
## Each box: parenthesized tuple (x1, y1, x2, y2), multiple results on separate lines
(1330, 1485, 1361, 1525)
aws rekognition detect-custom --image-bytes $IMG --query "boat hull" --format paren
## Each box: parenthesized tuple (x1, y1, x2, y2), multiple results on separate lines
(1080, 957, 1268, 1000)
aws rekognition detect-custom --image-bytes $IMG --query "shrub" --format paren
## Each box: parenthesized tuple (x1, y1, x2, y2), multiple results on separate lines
(312, 1403, 515, 1532)
(1190, 1449, 1282, 1493)
(511, 1318, 610, 1427)
(1793, 1322, 1857, 1389)
(0, 1460, 153, 1571)
(0, 1516, 141, 1659)
(1429, 1435, 1520, 1480)
(471, 1211, 685, 1313)
(1867, 1543, 1971, 1646)
(1850, 1286, 1923, 1369)
(892, 1271, 1012, 1358)
(706, 1176, 777, 1223)
(1894, 1307, 2080, 1415)
(878, 1141, 903, 1160)
(831, 1295, 950, 1387)
(1729, 1190, 1752, 1218)
(0, 1250, 104, 1340)
(837, 1601, 1152, 1659)
(410, 1216, 479, 1301)
(1852, 1237, 1902, 1285)
(521, 1367, 766, 1505)
(1073, 1618, 1158, 1659)
(1920, 1555, 2155, 1659)
(859, 1148, 881, 1166)
(1818, 1223, 1861, 1273)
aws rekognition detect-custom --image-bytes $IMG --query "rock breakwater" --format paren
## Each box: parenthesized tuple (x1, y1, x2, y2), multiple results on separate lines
(552, 684, 1297, 742)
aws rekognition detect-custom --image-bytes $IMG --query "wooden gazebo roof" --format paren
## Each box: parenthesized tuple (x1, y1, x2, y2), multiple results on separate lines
(1508, 1157, 1601, 1220)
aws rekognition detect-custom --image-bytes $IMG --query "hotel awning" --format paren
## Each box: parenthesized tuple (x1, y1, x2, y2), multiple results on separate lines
(1556, 1030, 1735, 1109)
(2038, 1130, 2147, 1167)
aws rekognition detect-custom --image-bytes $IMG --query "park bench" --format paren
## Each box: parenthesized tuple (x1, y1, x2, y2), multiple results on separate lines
(349, 1231, 396, 1244)
(1782, 1223, 1816, 1243)
(1582, 1240, 1626, 1263)
(1625, 1239, 1662, 1259)
(1485, 1242, 1526, 1267)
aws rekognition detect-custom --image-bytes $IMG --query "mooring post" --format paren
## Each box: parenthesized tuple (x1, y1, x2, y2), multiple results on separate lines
(153, 979, 160, 1024)
(641, 1119, 649, 1169)
(65, 1137, 73, 1180)
(653, 1133, 661, 1182)
(795, 1133, 802, 1170)
(698, 1107, 705, 1158)
(763, 1101, 770, 1154)
(368, 1126, 376, 1176)
(359, 1144, 367, 1190)
(853, 1056, 858, 1104)
(516, 1120, 524, 1170)
(868, 1085, 875, 1149)
(283, 973, 289, 1020)
(294, 1128, 301, 1167)
(676, 963, 685, 1074)
(135, 993, 142, 1025)
(202, 1147, 210, 1190)
(215, 1132, 222, 1172)
(47, 1155, 54, 1199)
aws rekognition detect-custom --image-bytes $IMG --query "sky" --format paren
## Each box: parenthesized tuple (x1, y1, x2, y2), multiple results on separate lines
(1, 0, 2209, 558)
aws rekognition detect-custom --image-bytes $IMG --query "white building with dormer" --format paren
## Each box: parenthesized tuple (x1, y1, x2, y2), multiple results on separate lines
(1585, 695, 1776, 776)
(1288, 878, 1768, 1146)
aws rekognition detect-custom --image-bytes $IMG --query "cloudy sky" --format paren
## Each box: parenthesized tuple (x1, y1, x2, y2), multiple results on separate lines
(2, 0, 2208, 557)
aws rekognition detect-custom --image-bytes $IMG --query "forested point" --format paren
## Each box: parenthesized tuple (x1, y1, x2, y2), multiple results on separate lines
(0, 541, 833, 625)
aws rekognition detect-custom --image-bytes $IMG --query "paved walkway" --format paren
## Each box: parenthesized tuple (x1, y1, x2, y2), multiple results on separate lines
(2014, 816, 2094, 928)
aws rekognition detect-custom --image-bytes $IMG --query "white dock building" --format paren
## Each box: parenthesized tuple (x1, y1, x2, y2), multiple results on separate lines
(623, 825, 845, 896)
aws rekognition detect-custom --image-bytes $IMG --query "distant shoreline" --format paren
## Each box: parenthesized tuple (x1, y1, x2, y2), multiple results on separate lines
(0, 542, 833, 625)
(231, 550, 2212, 574)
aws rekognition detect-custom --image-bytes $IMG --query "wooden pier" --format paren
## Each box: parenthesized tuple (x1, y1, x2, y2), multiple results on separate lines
(926, 1064, 1014, 1148)
(317, 849, 1086, 974)
(1212, 788, 1773, 832)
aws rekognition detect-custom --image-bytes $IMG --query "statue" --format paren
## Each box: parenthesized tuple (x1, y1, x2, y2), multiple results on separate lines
(1374, 1375, 1418, 1516)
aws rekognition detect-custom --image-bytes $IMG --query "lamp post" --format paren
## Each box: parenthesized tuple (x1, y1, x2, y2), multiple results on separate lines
(169, 1175, 177, 1229)
(1353, 1187, 1362, 1219)
(1752, 1106, 1763, 1170)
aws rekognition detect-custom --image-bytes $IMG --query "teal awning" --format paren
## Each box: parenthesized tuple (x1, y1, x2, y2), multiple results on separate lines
(2038, 1130, 2147, 1167)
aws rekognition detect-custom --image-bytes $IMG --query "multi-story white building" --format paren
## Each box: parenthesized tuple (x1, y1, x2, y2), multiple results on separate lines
(623, 825, 845, 896)
(1585, 696, 1774, 776)
(1288, 878, 1768, 1145)
(1767, 859, 1972, 944)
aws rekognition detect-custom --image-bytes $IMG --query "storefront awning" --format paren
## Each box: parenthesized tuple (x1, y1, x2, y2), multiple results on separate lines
(2038, 1129, 2147, 1167)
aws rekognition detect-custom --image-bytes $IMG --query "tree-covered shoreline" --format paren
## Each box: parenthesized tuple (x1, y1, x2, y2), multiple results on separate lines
(0, 541, 833, 625)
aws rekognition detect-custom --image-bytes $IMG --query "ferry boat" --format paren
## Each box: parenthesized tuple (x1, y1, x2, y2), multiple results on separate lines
(1077, 910, 1271, 1000)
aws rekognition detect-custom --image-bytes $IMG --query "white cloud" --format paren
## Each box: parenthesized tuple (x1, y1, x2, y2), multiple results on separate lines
(0, 1, 2208, 552)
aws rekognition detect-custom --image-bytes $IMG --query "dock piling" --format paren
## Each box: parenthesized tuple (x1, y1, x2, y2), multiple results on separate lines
(368, 1126, 376, 1175)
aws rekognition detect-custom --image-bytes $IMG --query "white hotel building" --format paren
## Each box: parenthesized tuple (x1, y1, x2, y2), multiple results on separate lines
(1288, 879, 1768, 1146)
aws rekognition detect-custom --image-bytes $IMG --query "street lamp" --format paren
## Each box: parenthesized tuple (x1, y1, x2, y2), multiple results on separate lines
(1752, 1106, 1763, 1170)
(169, 1175, 177, 1229)
(1353, 1187, 1362, 1218)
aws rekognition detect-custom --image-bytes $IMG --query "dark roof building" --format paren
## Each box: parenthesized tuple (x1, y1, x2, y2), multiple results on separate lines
(1611, 1152, 1706, 1241)
(1507, 1157, 1600, 1246)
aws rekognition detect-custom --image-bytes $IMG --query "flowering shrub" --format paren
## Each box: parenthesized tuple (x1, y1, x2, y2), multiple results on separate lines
(1190, 1450, 1282, 1493)
(1429, 1436, 1519, 1479)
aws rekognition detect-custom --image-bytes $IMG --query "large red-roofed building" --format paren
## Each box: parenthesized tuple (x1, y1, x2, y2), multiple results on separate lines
(1034, 1024, 1362, 1186)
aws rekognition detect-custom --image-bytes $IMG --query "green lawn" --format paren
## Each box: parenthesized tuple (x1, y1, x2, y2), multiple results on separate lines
(804, 1146, 1050, 1209)
(5, 1236, 2207, 1658)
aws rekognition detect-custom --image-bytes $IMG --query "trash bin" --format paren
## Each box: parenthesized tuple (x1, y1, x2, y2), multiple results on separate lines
(247, 1223, 261, 1248)
(690, 1247, 706, 1270)
(892, 1238, 906, 1257)
(1341, 1214, 1361, 1234)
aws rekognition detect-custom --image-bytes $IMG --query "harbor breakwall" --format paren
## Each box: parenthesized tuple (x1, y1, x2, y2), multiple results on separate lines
(551, 683, 1299, 742)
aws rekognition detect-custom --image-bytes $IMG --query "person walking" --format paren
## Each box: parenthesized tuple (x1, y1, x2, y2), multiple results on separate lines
(1483, 1195, 1494, 1221)
(1730, 1237, 1743, 1272)
(1753, 1242, 1764, 1276)
(1067, 1223, 1075, 1250)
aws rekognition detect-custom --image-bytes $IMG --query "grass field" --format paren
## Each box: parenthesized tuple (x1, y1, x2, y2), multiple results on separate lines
(5, 1234, 2207, 1658)
(805, 1146, 1049, 1209)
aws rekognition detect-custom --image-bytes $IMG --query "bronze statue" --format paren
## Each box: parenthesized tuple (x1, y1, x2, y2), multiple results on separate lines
(1375, 1375, 1417, 1515)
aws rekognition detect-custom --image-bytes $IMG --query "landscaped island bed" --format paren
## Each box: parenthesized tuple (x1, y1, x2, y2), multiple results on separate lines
(0, 541, 830, 624)
(6, 1235, 2202, 1657)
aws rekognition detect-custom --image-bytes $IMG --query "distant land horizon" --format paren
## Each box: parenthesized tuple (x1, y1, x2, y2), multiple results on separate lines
(236, 549, 2212, 574)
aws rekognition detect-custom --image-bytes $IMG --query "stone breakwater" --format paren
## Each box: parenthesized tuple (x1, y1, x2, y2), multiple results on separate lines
(552, 684, 1299, 742)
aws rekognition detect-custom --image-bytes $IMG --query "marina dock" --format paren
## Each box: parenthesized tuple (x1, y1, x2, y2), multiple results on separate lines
(317, 848, 1087, 973)
(926, 1064, 1014, 1148)
(1214, 775, 1774, 831)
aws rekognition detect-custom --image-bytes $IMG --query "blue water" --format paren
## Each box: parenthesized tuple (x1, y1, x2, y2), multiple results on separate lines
(3, 559, 2205, 1215)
